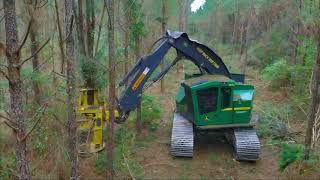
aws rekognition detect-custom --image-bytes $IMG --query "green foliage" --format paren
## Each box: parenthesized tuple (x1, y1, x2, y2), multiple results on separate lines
(141, 95, 161, 131)
(0, 154, 16, 179)
(141, 95, 161, 120)
(256, 102, 290, 139)
(95, 153, 107, 173)
(279, 143, 304, 171)
(262, 59, 292, 88)
(96, 126, 144, 178)
(128, 0, 146, 41)
(32, 125, 49, 154)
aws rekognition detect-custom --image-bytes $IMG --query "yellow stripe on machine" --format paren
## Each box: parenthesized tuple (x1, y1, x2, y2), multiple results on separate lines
(132, 67, 150, 91)
(222, 107, 251, 111)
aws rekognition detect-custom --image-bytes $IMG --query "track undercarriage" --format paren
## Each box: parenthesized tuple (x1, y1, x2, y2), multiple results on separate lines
(170, 113, 261, 161)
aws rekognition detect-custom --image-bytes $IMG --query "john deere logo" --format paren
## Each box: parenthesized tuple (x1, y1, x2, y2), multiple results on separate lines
(204, 115, 209, 121)
(196, 47, 220, 68)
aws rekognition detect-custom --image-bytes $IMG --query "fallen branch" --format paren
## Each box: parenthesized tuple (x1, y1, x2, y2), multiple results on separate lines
(19, 37, 51, 67)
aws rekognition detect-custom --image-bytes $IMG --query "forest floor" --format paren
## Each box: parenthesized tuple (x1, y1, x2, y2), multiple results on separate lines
(1, 67, 319, 179)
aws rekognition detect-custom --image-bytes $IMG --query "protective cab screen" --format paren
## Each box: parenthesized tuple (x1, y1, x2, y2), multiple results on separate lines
(197, 87, 218, 114)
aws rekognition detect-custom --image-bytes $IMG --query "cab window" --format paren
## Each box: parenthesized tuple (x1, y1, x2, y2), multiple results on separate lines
(233, 89, 254, 101)
(197, 87, 218, 114)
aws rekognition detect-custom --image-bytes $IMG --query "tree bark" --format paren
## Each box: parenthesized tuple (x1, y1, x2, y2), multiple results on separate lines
(54, 0, 66, 74)
(65, 0, 78, 179)
(121, 0, 131, 88)
(135, 35, 142, 136)
(30, 20, 42, 106)
(242, 0, 254, 74)
(4, 0, 31, 179)
(106, 0, 116, 179)
(85, 0, 95, 58)
(75, 0, 86, 57)
(304, 28, 320, 160)
(160, 0, 167, 93)
(124, 27, 129, 87)
(291, 0, 302, 65)
(177, 0, 188, 74)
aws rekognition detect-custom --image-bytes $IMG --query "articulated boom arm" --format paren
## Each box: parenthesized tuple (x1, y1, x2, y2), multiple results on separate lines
(117, 30, 244, 121)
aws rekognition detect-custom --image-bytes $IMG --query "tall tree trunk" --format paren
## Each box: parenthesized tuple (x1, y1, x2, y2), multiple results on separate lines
(122, 0, 131, 88)
(238, 19, 245, 65)
(124, 24, 129, 87)
(75, 0, 86, 57)
(54, 0, 66, 74)
(30, 21, 42, 106)
(106, 0, 116, 179)
(135, 36, 142, 136)
(291, 0, 302, 65)
(242, 0, 254, 74)
(65, 0, 78, 179)
(86, 0, 95, 58)
(4, 0, 31, 179)
(304, 29, 320, 160)
(160, 0, 167, 93)
(177, 0, 188, 74)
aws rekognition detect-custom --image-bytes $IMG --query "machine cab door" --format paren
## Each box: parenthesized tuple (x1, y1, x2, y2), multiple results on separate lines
(232, 87, 254, 124)
(195, 86, 233, 125)
(219, 86, 233, 124)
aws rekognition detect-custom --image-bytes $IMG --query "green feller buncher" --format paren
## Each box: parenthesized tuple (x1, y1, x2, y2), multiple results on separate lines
(82, 31, 261, 161)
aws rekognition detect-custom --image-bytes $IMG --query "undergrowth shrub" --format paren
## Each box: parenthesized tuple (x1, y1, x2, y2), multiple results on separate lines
(96, 126, 144, 178)
(130, 94, 161, 131)
(0, 155, 16, 179)
(256, 102, 291, 139)
(279, 143, 304, 171)
(262, 59, 292, 89)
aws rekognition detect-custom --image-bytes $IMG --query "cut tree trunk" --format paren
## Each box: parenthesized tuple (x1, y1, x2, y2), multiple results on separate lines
(4, 0, 31, 179)
(106, 0, 116, 179)
(65, 0, 78, 179)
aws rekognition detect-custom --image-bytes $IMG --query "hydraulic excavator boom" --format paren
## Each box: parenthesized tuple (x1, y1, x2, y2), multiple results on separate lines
(117, 30, 244, 121)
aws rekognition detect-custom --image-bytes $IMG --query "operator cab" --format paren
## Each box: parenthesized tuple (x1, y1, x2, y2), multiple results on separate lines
(176, 75, 256, 129)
